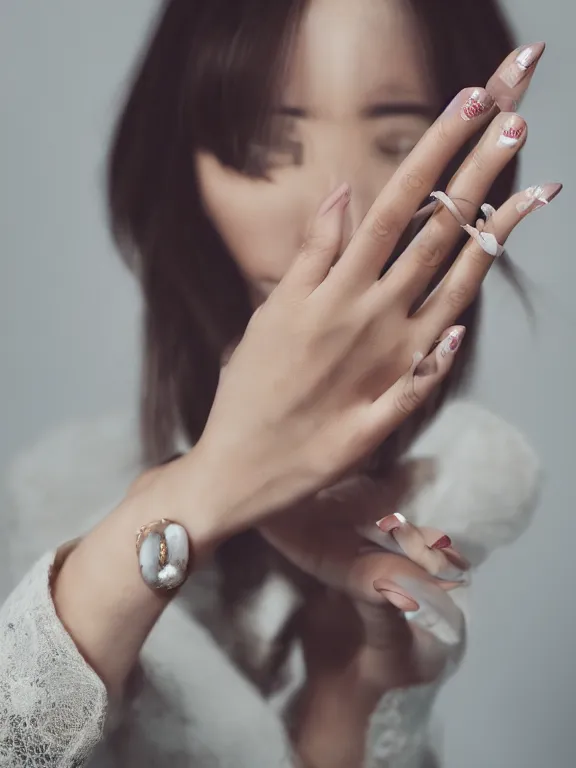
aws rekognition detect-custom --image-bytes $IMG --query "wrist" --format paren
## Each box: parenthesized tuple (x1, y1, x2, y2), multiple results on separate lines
(294, 670, 373, 768)
(126, 443, 264, 559)
(306, 650, 388, 715)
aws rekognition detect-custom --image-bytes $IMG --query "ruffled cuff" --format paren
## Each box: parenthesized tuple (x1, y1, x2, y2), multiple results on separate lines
(0, 544, 109, 767)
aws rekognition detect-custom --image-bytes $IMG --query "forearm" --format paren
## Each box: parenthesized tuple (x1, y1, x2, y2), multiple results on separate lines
(293, 659, 385, 768)
(52, 499, 172, 698)
(51, 448, 243, 698)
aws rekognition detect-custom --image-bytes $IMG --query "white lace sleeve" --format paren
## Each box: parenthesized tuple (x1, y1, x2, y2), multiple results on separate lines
(364, 681, 444, 768)
(0, 546, 109, 767)
(363, 404, 540, 767)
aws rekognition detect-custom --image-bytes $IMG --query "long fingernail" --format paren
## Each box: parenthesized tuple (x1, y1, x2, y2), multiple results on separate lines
(376, 512, 407, 533)
(374, 580, 419, 612)
(318, 183, 351, 216)
(517, 42, 546, 69)
(497, 116, 526, 149)
(460, 88, 495, 121)
(500, 42, 546, 88)
(437, 565, 469, 583)
(438, 327, 466, 358)
(516, 182, 563, 214)
(431, 535, 452, 550)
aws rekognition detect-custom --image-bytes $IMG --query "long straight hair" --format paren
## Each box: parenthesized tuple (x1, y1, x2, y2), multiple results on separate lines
(108, 0, 518, 685)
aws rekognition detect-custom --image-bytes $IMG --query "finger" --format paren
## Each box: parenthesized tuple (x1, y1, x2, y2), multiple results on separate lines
(356, 519, 470, 582)
(364, 553, 462, 621)
(329, 87, 496, 291)
(418, 181, 563, 329)
(349, 549, 436, 610)
(276, 182, 350, 299)
(417, 527, 470, 572)
(375, 514, 466, 582)
(487, 41, 545, 112)
(384, 112, 527, 304)
(393, 572, 465, 646)
(363, 326, 466, 446)
(362, 518, 464, 566)
(220, 338, 241, 370)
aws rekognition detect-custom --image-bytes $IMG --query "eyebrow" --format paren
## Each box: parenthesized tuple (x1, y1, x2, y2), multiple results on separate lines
(275, 102, 434, 120)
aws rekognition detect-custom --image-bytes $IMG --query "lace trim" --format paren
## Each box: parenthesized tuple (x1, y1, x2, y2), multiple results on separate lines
(365, 682, 440, 768)
(0, 551, 108, 767)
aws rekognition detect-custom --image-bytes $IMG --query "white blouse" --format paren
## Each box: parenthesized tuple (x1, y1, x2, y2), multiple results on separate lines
(0, 401, 540, 767)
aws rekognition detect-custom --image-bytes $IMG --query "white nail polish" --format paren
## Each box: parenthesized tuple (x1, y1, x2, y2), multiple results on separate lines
(438, 328, 465, 357)
(497, 118, 525, 148)
(516, 182, 562, 214)
(437, 566, 469, 584)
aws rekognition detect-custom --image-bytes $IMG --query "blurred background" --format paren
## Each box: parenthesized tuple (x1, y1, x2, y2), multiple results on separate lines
(0, 1, 573, 766)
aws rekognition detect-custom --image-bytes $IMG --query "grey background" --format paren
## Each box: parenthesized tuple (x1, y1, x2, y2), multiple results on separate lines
(0, 1, 573, 766)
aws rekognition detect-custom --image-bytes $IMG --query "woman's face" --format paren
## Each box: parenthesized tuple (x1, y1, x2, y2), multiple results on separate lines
(195, 0, 434, 306)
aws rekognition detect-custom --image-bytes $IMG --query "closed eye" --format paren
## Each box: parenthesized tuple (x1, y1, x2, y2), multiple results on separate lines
(375, 135, 419, 163)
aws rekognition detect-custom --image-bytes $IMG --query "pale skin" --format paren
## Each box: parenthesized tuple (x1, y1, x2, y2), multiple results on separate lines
(196, 3, 547, 761)
(51, 2, 556, 765)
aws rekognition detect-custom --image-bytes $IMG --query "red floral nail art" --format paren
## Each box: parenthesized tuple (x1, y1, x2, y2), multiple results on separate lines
(461, 89, 493, 121)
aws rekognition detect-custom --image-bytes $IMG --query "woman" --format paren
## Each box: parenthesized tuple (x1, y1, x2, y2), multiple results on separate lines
(0, 0, 556, 765)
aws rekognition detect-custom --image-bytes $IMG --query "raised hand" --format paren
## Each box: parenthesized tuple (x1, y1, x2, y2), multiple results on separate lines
(191, 44, 557, 538)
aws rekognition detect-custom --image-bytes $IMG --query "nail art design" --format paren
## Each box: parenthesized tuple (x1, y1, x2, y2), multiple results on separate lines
(497, 118, 525, 148)
(376, 512, 407, 533)
(516, 182, 563, 214)
(461, 89, 494, 121)
(500, 42, 546, 88)
(516, 44, 544, 71)
(431, 535, 452, 550)
(438, 328, 465, 358)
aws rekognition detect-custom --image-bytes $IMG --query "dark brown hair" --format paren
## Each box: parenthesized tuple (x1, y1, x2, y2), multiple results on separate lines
(108, 0, 518, 686)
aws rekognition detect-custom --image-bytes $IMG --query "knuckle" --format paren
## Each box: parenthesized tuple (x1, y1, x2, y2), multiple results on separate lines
(368, 210, 400, 245)
(444, 283, 471, 311)
(300, 232, 334, 259)
(394, 381, 423, 417)
(413, 237, 443, 269)
(402, 169, 427, 192)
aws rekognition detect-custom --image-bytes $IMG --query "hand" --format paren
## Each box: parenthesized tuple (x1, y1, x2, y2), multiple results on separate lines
(486, 41, 546, 112)
(151, 44, 556, 545)
(260, 476, 468, 695)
